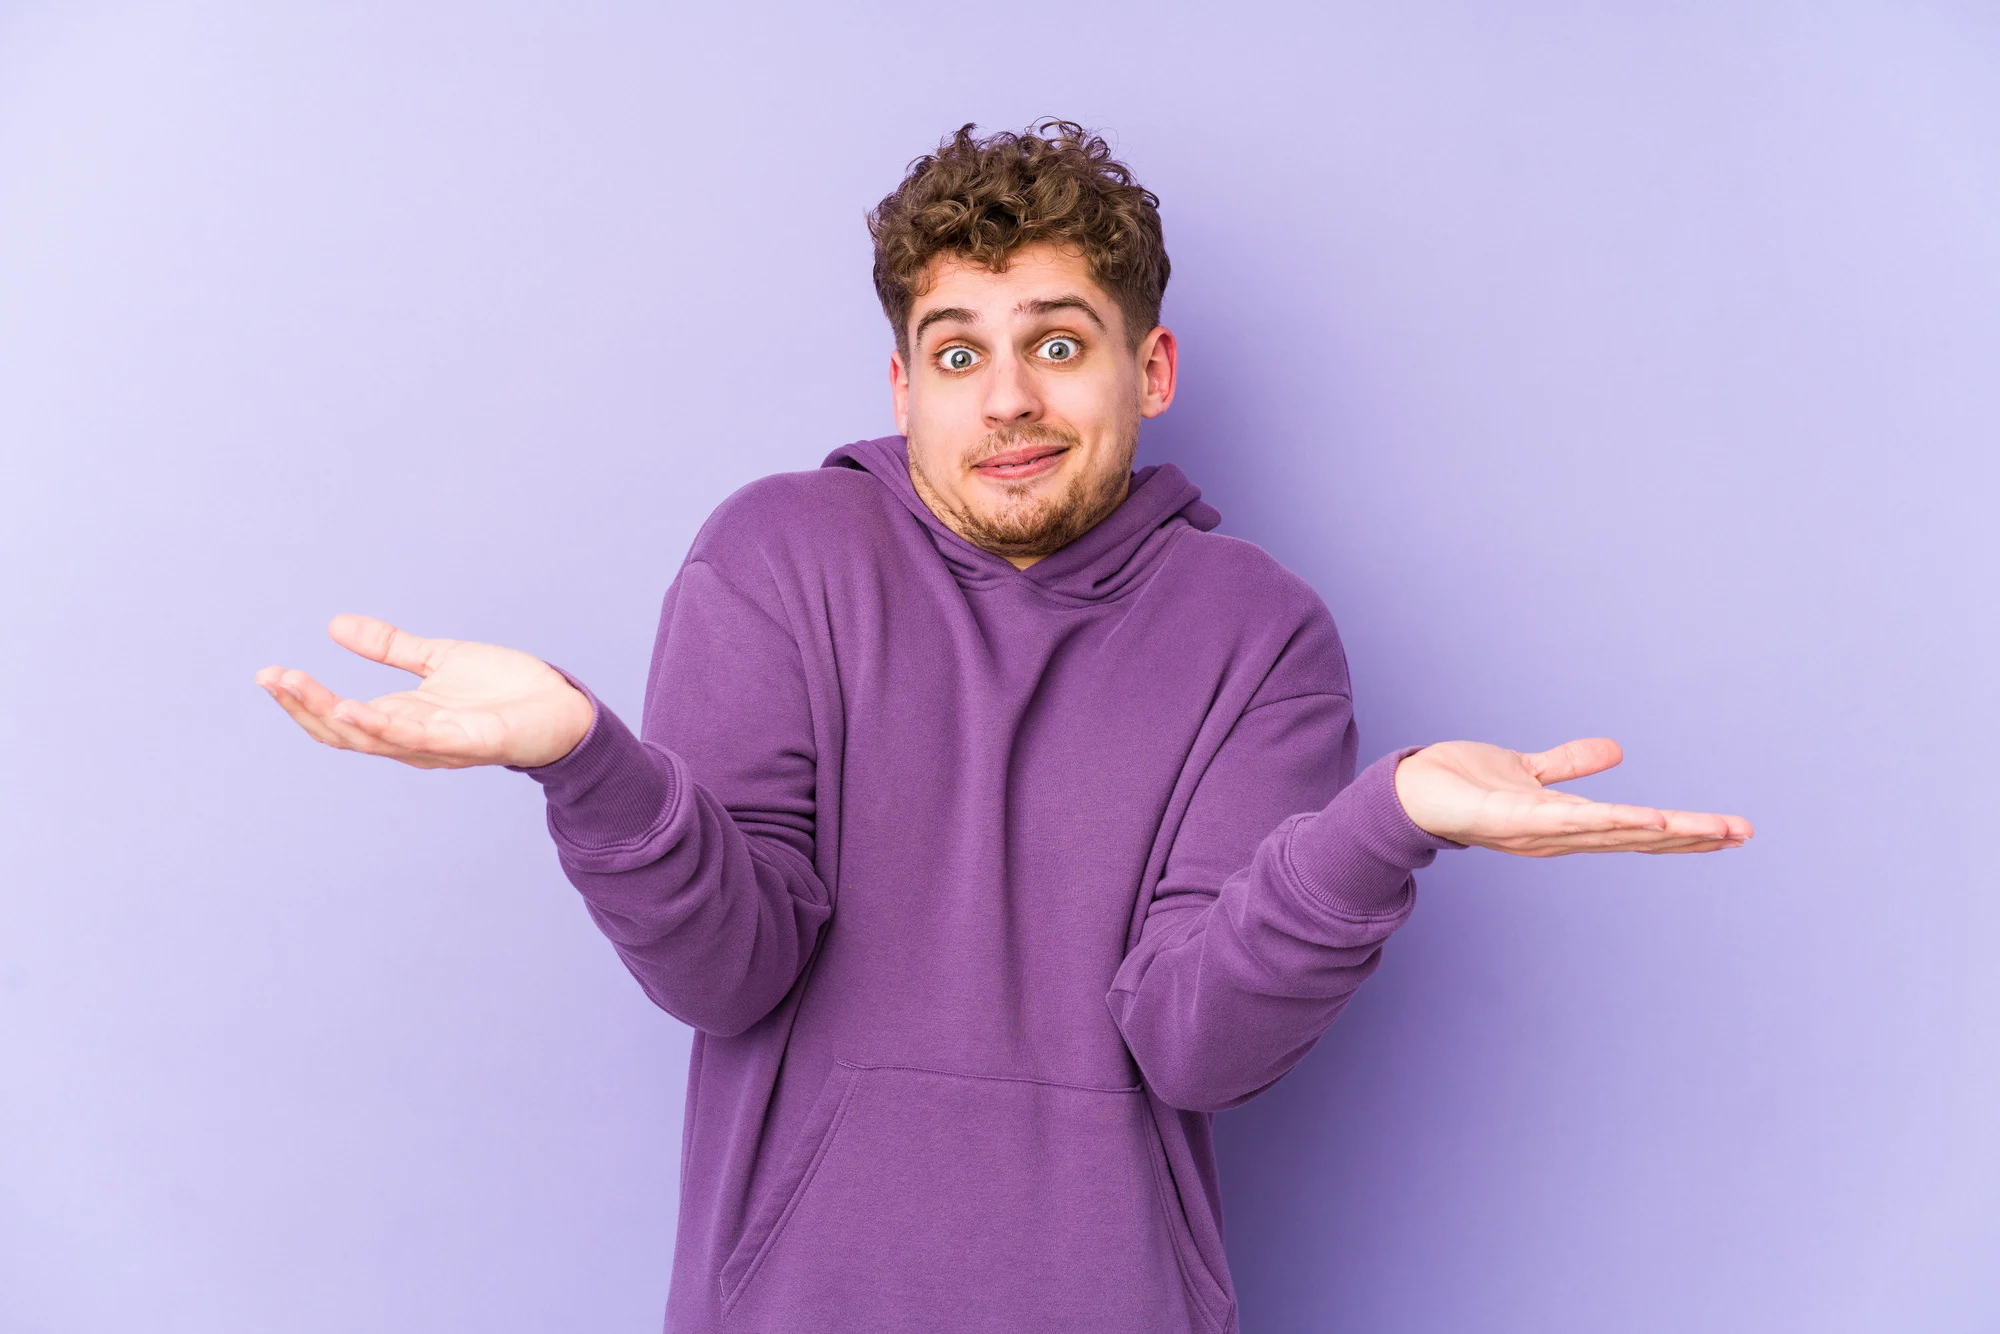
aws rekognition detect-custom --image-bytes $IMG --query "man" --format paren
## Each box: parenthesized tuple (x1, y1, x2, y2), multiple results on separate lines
(257, 120, 1750, 1333)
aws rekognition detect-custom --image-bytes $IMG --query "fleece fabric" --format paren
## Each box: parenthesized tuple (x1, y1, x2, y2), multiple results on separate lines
(508, 435, 1462, 1333)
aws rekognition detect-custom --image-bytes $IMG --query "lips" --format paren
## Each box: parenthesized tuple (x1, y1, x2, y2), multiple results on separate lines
(974, 444, 1069, 478)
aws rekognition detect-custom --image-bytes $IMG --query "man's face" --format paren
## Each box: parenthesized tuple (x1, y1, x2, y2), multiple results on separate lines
(891, 242, 1177, 569)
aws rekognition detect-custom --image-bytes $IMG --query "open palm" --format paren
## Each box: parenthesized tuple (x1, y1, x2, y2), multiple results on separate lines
(1394, 738, 1752, 856)
(253, 613, 593, 769)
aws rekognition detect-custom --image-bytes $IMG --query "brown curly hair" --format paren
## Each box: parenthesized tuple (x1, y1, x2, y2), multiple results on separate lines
(868, 119, 1170, 357)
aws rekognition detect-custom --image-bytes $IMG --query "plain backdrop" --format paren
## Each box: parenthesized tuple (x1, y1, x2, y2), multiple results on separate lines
(3, 2, 1996, 1331)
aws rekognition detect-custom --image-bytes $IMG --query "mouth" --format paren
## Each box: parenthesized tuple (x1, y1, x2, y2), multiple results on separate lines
(972, 444, 1069, 482)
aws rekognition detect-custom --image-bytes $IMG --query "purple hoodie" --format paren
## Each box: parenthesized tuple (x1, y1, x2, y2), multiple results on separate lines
(509, 435, 1460, 1332)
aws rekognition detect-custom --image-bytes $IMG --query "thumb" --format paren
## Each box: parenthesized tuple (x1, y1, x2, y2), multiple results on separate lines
(328, 613, 447, 679)
(1523, 737, 1623, 786)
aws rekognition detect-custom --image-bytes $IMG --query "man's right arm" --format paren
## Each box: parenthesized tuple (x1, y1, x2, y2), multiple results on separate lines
(505, 556, 830, 1036)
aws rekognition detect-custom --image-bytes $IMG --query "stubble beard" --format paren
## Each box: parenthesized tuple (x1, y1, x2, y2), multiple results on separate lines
(907, 421, 1138, 562)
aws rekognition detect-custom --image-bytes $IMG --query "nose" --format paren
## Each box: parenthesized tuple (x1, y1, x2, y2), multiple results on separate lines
(979, 347, 1042, 429)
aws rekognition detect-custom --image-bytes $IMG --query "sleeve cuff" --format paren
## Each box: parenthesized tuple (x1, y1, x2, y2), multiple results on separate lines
(1281, 745, 1467, 919)
(504, 662, 680, 851)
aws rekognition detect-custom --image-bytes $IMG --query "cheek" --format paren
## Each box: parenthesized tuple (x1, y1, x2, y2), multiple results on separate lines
(906, 383, 984, 443)
(1046, 370, 1131, 437)
(903, 394, 972, 477)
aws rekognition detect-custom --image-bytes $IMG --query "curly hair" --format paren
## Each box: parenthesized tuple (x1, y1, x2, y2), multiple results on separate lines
(867, 119, 1170, 357)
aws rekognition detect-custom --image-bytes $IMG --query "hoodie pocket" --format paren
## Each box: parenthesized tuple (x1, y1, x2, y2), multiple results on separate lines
(719, 1061, 1231, 1333)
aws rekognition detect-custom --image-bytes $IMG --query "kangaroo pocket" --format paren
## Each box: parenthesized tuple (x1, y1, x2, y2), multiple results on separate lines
(718, 1061, 1231, 1333)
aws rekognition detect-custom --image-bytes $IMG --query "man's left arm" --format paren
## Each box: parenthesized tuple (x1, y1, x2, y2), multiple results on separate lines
(1106, 625, 1753, 1115)
(1105, 687, 1451, 1113)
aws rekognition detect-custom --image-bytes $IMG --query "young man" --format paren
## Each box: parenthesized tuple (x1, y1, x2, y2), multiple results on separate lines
(257, 121, 1750, 1333)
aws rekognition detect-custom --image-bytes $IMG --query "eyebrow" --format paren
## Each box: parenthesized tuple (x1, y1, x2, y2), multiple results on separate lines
(1016, 295, 1107, 329)
(911, 294, 1109, 347)
(913, 306, 978, 345)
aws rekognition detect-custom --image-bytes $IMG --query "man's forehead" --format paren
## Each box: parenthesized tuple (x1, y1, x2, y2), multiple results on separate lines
(910, 246, 1114, 336)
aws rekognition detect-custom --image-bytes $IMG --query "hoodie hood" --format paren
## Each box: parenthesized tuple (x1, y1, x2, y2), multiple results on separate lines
(820, 434, 1221, 605)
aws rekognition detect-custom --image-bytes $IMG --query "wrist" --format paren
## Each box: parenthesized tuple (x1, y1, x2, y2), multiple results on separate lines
(508, 665, 601, 772)
(1390, 745, 1469, 851)
(1392, 746, 1426, 827)
(557, 683, 595, 759)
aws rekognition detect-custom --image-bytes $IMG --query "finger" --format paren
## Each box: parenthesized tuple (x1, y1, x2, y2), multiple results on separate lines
(1614, 834, 1747, 855)
(1523, 737, 1623, 786)
(1509, 827, 1749, 856)
(329, 697, 461, 759)
(275, 668, 403, 756)
(1519, 798, 1673, 836)
(1640, 838, 1748, 855)
(330, 701, 468, 769)
(1613, 831, 1743, 853)
(1653, 808, 1754, 841)
(261, 680, 354, 749)
(1518, 796, 1750, 843)
(328, 613, 448, 679)
(266, 686, 459, 767)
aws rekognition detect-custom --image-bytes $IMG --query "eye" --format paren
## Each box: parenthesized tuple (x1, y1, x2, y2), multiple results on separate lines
(1039, 336, 1080, 362)
(936, 345, 980, 373)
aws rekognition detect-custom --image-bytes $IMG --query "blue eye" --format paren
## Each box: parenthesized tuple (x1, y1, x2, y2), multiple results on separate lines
(939, 346, 979, 372)
(1040, 337, 1079, 362)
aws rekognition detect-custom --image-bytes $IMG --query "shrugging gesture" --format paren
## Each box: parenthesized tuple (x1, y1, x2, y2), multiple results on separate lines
(1395, 738, 1752, 856)
(254, 613, 592, 770)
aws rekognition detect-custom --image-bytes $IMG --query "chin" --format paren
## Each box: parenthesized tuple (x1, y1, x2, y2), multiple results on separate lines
(985, 472, 1077, 512)
(973, 486, 1103, 554)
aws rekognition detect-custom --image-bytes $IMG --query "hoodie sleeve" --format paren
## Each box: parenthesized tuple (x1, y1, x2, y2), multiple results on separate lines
(1105, 659, 1463, 1114)
(505, 557, 830, 1037)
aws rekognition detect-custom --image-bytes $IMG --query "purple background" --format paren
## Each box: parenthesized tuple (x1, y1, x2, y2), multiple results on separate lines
(4, 3, 1995, 1330)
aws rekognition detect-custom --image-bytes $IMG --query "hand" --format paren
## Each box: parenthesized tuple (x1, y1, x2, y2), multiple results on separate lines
(254, 613, 595, 770)
(1392, 738, 1753, 856)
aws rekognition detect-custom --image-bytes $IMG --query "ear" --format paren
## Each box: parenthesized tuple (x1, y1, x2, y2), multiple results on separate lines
(890, 347, 911, 436)
(1137, 326, 1177, 418)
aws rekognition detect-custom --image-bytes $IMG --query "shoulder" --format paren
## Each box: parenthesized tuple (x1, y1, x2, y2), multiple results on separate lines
(1167, 527, 1353, 702)
(678, 462, 903, 602)
(1169, 527, 1339, 631)
(687, 463, 904, 569)
(692, 465, 891, 552)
